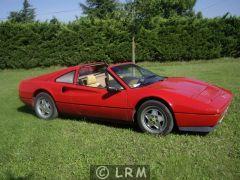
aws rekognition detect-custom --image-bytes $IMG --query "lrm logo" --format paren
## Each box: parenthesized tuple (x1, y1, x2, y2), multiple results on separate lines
(90, 165, 150, 180)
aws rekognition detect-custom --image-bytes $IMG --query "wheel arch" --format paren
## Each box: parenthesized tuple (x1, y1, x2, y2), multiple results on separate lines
(134, 96, 177, 127)
(33, 89, 55, 102)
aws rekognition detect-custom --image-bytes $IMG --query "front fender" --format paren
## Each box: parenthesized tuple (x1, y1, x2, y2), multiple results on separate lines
(127, 88, 217, 115)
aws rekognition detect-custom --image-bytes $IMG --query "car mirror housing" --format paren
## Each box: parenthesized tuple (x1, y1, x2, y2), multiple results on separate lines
(105, 76, 121, 92)
(107, 86, 121, 93)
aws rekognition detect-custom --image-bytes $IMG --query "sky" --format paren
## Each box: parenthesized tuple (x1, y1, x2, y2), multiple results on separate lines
(0, 0, 240, 22)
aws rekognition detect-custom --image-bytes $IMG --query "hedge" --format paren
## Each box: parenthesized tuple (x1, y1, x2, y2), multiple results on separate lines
(0, 16, 239, 69)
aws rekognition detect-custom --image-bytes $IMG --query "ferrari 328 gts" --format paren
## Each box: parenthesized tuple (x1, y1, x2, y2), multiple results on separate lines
(19, 62, 232, 135)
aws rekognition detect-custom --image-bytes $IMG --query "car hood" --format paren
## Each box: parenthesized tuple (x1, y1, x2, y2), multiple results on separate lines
(147, 77, 221, 99)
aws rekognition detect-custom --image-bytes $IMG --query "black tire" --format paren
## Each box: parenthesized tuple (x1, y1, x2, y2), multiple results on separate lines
(137, 100, 174, 135)
(34, 92, 58, 120)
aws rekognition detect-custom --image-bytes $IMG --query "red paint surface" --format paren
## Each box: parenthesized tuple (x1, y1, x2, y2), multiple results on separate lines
(19, 63, 233, 128)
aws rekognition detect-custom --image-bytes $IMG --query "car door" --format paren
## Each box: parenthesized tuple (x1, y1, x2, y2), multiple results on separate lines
(61, 65, 130, 121)
(69, 84, 129, 121)
(91, 72, 129, 121)
(53, 70, 78, 115)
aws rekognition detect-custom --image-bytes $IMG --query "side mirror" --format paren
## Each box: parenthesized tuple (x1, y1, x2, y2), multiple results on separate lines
(107, 86, 121, 93)
(105, 77, 121, 93)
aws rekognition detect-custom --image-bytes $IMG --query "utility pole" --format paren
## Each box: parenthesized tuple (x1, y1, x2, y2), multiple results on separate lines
(132, 0, 136, 64)
(132, 35, 136, 64)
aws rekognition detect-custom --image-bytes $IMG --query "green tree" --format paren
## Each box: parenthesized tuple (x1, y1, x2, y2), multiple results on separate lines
(127, 0, 197, 25)
(125, 0, 198, 62)
(8, 0, 35, 22)
(50, 16, 59, 24)
(8, 12, 23, 22)
(80, 0, 118, 19)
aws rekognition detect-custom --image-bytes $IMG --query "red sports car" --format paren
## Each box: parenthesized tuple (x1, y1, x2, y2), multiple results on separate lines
(19, 62, 232, 135)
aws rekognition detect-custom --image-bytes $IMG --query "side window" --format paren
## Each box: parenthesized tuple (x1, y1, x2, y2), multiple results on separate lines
(56, 71, 75, 84)
(78, 65, 107, 88)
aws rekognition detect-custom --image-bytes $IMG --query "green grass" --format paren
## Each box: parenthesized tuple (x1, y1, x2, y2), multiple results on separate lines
(0, 58, 240, 179)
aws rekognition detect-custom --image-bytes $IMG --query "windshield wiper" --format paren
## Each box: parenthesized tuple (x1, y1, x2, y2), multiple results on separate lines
(138, 79, 153, 87)
(139, 75, 165, 87)
(146, 74, 157, 79)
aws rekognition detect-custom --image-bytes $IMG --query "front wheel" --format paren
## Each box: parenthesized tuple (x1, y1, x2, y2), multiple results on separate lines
(34, 92, 58, 120)
(137, 100, 174, 135)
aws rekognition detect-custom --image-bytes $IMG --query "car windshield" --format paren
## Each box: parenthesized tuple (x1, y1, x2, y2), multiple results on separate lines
(111, 64, 165, 88)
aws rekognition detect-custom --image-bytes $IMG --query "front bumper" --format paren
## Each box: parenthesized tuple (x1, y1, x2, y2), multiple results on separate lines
(178, 105, 230, 133)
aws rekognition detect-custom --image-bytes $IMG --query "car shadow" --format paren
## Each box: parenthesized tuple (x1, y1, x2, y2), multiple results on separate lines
(17, 105, 35, 116)
(62, 114, 142, 132)
(17, 105, 208, 136)
(172, 129, 209, 136)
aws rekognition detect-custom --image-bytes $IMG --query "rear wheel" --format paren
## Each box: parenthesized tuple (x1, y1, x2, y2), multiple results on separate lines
(34, 92, 58, 120)
(137, 100, 174, 135)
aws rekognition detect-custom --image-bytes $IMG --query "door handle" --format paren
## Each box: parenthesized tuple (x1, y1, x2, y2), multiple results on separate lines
(62, 86, 68, 93)
(61, 86, 81, 93)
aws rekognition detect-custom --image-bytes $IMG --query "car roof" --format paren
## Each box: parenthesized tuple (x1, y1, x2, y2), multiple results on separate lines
(78, 62, 107, 68)
(77, 61, 134, 69)
(108, 62, 134, 68)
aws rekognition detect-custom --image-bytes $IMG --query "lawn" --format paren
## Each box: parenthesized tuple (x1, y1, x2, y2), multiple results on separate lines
(0, 58, 239, 179)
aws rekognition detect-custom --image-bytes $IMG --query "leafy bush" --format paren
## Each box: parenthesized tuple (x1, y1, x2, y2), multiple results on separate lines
(0, 16, 239, 69)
